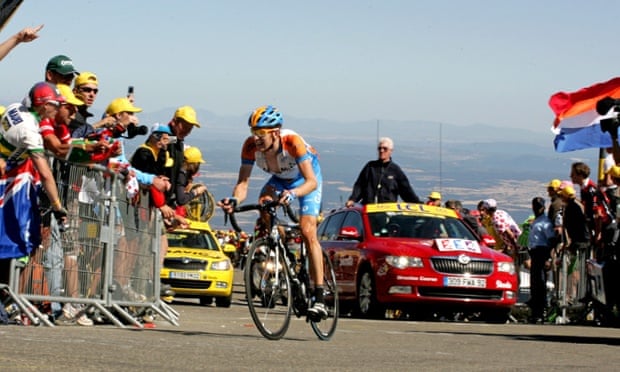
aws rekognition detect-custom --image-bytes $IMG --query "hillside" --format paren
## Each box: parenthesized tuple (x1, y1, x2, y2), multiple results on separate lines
(130, 108, 601, 230)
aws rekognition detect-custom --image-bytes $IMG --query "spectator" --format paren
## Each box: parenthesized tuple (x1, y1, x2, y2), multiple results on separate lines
(570, 161, 616, 259)
(104, 97, 154, 301)
(42, 84, 112, 159)
(174, 146, 208, 216)
(602, 166, 620, 317)
(45, 54, 78, 86)
(478, 200, 504, 252)
(346, 137, 420, 206)
(70, 71, 116, 138)
(527, 197, 556, 324)
(41, 55, 79, 318)
(164, 106, 201, 209)
(547, 179, 563, 234)
(558, 185, 590, 304)
(130, 122, 180, 299)
(0, 25, 43, 61)
(479, 199, 522, 259)
(43, 84, 97, 326)
(426, 191, 442, 206)
(0, 82, 68, 262)
(446, 199, 488, 238)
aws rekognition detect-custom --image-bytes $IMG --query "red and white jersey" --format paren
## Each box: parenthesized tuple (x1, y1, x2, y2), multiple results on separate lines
(39, 117, 71, 144)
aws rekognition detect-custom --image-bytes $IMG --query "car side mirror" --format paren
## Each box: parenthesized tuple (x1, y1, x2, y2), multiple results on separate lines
(339, 226, 362, 241)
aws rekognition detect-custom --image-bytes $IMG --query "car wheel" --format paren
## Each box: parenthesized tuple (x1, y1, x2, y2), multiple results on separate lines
(215, 294, 232, 308)
(199, 296, 213, 306)
(357, 269, 383, 318)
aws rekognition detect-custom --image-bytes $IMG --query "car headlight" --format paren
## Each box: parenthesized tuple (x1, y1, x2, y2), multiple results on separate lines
(497, 261, 515, 275)
(385, 256, 423, 269)
(210, 260, 231, 271)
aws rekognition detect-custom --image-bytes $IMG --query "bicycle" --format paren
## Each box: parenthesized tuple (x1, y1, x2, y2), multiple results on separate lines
(225, 199, 338, 340)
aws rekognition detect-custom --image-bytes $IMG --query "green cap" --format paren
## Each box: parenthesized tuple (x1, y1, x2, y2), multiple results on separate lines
(45, 55, 78, 75)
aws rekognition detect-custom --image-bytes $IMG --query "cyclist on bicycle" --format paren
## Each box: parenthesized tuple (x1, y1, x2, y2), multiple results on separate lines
(218, 105, 327, 320)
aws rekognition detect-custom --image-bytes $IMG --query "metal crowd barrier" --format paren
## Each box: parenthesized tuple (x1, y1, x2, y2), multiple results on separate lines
(551, 245, 591, 324)
(11, 159, 178, 328)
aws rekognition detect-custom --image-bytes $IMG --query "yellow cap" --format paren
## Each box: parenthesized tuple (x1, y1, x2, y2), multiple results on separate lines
(174, 105, 200, 127)
(56, 84, 84, 106)
(105, 97, 142, 115)
(558, 185, 576, 198)
(184, 146, 205, 163)
(428, 191, 441, 200)
(0, 105, 6, 117)
(547, 179, 561, 190)
(74, 71, 98, 87)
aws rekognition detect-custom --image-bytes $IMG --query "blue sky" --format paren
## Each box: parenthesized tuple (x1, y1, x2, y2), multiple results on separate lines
(2, 0, 620, 134)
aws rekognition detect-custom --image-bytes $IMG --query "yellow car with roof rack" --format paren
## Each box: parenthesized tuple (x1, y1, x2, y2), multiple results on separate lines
(160, 219, 234, 307)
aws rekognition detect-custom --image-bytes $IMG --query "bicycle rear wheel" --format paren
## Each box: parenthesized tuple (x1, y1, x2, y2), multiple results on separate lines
(310, 250, 339, 341)
(244, 238, 292, 340)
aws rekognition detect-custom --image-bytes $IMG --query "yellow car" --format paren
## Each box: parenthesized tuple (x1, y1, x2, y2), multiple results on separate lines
(160, 220, 234, 307)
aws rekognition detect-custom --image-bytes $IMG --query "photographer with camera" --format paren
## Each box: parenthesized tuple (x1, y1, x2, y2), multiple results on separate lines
(102, 97, 167, 192)
(103, 97, 176, 305)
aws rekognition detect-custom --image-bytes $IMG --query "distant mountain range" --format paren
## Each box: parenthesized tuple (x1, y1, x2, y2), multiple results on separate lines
(131, 108, 603, 230)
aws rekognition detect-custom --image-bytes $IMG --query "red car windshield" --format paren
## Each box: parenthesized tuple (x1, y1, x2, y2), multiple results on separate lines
(368, 212, 478, 240)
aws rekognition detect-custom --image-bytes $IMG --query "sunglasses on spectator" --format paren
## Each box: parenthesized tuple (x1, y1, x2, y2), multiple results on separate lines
(378, 146, 390, 151)
(80, 87, 99, 94)
(251, 128, 277, 137)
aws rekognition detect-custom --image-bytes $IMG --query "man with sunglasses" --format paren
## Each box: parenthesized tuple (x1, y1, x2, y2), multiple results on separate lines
(346, 137, 420, 207)
(218, 105, 328, 321)
(70, 71, 117, 137)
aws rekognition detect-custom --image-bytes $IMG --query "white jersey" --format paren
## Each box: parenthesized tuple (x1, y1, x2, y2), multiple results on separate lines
(0, 103, 45, 163)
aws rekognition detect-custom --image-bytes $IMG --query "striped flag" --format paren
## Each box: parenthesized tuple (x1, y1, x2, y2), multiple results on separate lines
(548, 77, 620, 152)
(0, 158, 42, 259)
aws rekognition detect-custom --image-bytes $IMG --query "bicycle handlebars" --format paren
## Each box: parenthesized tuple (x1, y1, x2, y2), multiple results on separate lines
(224, 199, 299, 234)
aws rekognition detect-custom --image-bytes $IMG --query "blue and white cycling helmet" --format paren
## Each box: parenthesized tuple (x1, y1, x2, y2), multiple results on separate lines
(248, 105, 283, 128)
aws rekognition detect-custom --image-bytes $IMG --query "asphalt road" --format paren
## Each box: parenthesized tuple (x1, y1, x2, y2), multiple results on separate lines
(2, 270, 620, 371)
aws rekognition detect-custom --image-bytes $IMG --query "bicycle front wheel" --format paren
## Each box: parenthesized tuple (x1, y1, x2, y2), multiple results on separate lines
(244, 238, 292, 340)
(310, 250, 339, 341)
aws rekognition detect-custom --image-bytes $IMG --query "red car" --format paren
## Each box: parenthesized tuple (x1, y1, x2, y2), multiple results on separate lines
(318, 203, 518, 321)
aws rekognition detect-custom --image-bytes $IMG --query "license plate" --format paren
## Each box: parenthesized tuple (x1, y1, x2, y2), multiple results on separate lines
(170, 271, 200, 280)
(443, 276, 486, 288)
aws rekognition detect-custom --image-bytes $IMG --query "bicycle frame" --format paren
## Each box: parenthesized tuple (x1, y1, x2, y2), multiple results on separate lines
(225, 199, 338, 340)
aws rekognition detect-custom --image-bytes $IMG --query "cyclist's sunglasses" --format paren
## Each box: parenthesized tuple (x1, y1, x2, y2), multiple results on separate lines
(251, 128, 278, 137)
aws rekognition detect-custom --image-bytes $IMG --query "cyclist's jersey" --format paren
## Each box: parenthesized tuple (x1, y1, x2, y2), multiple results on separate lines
(241, 128, 320, 181)
(0, 103, 45, 164)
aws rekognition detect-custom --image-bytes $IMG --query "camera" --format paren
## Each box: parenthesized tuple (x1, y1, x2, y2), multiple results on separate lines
(126, 123, 148, 139)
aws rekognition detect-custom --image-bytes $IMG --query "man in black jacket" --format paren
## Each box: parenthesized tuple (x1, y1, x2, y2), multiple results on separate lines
(165, 106, 201, 206)
(346, 137, 420, 206)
